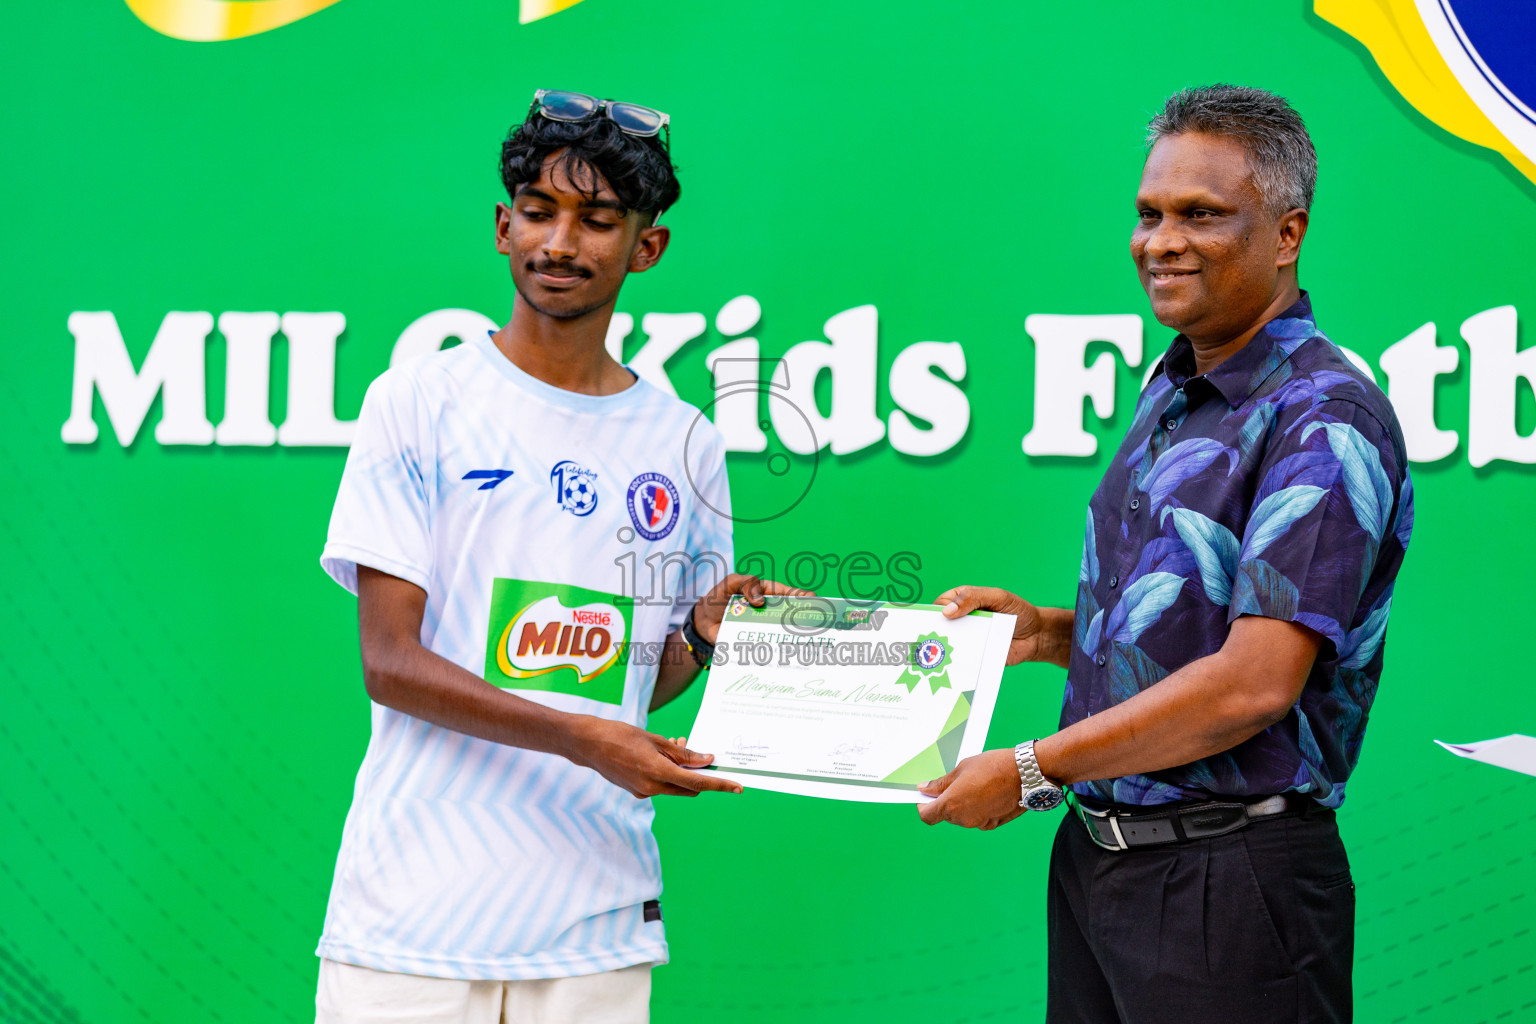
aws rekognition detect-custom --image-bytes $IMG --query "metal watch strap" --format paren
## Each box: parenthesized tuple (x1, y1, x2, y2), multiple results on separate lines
(1014, 740, 1060, 810)
(681, 607, 715, 667)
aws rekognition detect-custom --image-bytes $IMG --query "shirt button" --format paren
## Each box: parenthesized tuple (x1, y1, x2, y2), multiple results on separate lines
(1129, 498, 1140, 511)
(1165, 419, 1178, 431)
(1096, 654, 1107, 667)
(1109, 575, 1119, 588)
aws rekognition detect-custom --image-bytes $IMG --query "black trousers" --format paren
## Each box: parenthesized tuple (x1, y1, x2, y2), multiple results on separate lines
(1046, 805, 1355, 1024)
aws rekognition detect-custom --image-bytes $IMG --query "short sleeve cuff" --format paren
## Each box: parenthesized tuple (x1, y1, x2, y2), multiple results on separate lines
(320, 542, 431, 596)
(1228, 557, 1347, 651)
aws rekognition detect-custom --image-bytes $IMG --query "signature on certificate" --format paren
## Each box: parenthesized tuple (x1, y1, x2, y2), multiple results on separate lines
(730, 735, 773, 755)
(830, 741, 871, 758)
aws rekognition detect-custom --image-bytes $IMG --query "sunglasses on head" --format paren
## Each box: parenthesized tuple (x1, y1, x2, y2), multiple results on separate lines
(530, 89, 670, 142)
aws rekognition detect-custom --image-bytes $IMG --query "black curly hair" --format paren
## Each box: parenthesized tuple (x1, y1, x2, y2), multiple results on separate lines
(499, 109, 680, 222)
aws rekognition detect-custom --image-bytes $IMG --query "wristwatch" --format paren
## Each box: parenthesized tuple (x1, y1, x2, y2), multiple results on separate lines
(680, 606, 716, 668)
(1015, 740, 1064, 811)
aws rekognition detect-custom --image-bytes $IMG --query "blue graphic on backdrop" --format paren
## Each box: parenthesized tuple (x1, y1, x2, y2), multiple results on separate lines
(1318, 0, 1536, 188)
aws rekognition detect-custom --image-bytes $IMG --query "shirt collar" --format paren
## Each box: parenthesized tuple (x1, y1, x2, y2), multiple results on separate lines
(1161, 291, 1318, 408)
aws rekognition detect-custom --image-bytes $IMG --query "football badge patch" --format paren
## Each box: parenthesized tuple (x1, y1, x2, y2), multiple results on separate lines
(550, 460, 599, 517)
(626, 472, 681, 541)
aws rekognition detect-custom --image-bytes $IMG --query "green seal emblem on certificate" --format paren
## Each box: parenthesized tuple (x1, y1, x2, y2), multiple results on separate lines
(899, 631, 953, 694)
(685, 596, 1016, 803)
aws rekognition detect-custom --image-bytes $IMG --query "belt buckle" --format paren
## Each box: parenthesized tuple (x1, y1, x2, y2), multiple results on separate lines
(1075, 798, 1129, 851)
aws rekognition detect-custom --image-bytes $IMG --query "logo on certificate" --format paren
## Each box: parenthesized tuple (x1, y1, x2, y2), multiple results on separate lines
(484, 579, 633, 705)
(626, 472, 681, 540)
(896, 631, 953, 694)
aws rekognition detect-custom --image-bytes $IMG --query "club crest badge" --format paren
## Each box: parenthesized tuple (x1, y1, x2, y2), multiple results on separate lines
(550, 461, 599, 517)
(626, 472, 681, 541)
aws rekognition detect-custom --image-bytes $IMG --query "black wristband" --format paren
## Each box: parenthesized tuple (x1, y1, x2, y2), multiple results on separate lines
(681, 607, 716, 667)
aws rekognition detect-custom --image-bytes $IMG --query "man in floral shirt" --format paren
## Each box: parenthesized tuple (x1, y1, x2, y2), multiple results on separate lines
(918, 85, 1411, 1023)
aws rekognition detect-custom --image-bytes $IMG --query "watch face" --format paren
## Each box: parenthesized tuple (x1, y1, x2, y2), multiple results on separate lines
(1025, 787, 1064, 812)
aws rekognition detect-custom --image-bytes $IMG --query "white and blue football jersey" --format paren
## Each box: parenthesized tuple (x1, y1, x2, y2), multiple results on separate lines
(317, 332, 733, 980)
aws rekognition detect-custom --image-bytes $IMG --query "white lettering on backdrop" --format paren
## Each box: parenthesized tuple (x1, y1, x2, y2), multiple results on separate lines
(60, 301, 1532, 466)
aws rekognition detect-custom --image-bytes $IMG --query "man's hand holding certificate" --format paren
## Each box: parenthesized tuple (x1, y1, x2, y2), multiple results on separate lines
(686, 596, 1016, 802)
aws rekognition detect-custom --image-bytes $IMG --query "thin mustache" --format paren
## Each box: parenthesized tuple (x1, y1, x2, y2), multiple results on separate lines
(529, 261, 590, 277)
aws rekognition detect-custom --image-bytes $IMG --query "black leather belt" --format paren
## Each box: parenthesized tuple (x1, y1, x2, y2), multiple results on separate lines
(1073, 792, 1311, 851)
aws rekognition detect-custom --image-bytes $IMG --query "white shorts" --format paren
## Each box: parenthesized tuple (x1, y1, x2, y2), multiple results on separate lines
(315, 959, 652, 1024)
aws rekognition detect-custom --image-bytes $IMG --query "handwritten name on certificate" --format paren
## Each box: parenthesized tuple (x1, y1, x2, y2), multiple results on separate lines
(686, 596, 1016, 803)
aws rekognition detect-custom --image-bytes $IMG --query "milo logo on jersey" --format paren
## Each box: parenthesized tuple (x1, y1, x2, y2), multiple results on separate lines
(484, 580, 634, 705)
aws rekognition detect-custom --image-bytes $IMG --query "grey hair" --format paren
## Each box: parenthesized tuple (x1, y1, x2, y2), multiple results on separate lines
(1147, 84, 1317, 216)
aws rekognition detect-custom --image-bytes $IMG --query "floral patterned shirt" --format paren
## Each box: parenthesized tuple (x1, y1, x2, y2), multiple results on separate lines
(1063, 292, 1412, 808)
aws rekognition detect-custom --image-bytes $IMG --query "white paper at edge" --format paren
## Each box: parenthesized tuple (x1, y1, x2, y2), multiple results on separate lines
(1433, 735, 1536, 778)
(691, 610, 1017, 804)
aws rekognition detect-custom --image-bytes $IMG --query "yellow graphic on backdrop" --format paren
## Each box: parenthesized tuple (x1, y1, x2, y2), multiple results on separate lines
(126, 0, 585, 41)
(1316, 0, 1536, 188)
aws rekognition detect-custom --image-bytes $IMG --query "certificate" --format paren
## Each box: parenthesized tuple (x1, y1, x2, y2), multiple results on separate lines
(685, 595, 1016, 802)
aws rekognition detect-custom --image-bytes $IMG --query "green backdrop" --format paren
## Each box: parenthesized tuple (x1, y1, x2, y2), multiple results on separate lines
(4, 1, 1534, 1021)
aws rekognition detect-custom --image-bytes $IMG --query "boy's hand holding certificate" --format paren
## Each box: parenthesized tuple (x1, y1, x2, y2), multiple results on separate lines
(686, 595, 1016, 802)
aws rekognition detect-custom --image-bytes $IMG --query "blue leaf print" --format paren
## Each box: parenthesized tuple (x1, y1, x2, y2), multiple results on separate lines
(1238, 401, 1276, 453)
(1205, 752, 1251, 793)
(1180, 759, 1221, 792)
(1139, 437, 1231, 509)
(1303, 420, 1392, 541)
(1241, 484, 1326, 559)
(1107, 641, 1169, 702)
(1108, 572, 1185, 643)
(1305, 369, 1364, 399)
(1079, 507, 1099, 587)
(1268, 315, 1316, 343)
(1295, 710, 1345, 806)
(1130, 534, 1199, 583)
(1128, 378, 1171, 435)
(1231, 559, 1300, 621)
(1265, 371, 1363, 418)
(1256, 450, 1343, 498)
(1165, 507, 1239, 605)
(1296, 611, 1344, 650)
(1332, 690, 1368, 747)
(1392, 475, 1414, 550)
(1080, 608, 1104, 657)
(1336, 667, 1379, 716)
(1074, 585, 1100, 655)
(1111, 776, 1187, 805)
(1296, 706, 1323, 764)
(1339, 596, 1392, 670)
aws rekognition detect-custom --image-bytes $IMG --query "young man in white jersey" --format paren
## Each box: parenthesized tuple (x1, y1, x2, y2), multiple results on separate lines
(313, 91, 795, 1024)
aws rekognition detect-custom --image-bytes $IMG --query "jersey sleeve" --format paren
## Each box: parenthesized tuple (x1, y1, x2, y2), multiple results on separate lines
(1228, 397, 1409, 655)
(319, 370, 435, 595)
(670, 427, 734, 632)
